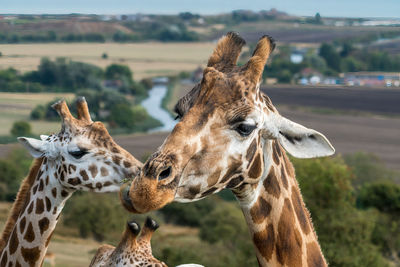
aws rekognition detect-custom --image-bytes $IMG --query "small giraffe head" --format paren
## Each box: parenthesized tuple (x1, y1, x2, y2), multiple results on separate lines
(18, 98, 141, 193)
(91, 217, 167, 267)
(122, 32, 334, 213)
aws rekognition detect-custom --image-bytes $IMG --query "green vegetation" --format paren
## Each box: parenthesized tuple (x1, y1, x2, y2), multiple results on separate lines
(0, 149, 32, 201)
(10, 121, 32, 136)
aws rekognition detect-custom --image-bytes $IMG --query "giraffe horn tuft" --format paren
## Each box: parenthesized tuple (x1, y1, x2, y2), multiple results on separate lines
(207, 32, 246, 73)
(76, 96, 92, 122)
(243, 35, 275, 83)
(51, 99, 75, 129)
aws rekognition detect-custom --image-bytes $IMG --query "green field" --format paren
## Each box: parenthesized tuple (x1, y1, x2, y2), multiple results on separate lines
(0, 92, 74, 136)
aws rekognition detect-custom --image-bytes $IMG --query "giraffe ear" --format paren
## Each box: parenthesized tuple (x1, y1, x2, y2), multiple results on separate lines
(275, 116, 335, 158)
(18, 137, 46, 158)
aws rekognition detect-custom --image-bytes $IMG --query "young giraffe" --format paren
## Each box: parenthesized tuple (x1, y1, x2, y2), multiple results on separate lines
(0, 98, 142, 267)
(121, 32, 335, 266)
(90, 217, 167, 267)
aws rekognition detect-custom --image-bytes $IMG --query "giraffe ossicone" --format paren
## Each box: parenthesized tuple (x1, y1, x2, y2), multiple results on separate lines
(0, 97, 142, 267)
(122, 32, 334, 266)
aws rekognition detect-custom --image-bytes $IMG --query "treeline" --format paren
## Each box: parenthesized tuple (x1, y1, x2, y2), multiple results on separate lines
(0, 24, 198, 44)
(0, 32, 106, 43)
(0, 58, 148, 95)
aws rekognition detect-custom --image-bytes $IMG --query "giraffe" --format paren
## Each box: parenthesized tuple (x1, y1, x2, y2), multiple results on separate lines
(120, 32, 335, 266)
(90, 217, 167, 267)
(0, 97, 142, 267)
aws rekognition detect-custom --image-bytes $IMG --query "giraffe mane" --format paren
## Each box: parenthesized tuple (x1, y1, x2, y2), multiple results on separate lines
(0, 157, 44, 252)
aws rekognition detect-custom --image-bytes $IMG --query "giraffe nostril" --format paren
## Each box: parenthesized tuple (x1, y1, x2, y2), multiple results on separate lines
(158, 166, 172, 181)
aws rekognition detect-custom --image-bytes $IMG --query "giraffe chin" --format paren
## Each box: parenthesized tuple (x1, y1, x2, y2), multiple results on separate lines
(119, 183, 140, 213)
(120, 177, 175, 213)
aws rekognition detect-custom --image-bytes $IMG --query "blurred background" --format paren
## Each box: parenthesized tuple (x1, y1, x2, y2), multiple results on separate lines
(0, 1, 399, 266)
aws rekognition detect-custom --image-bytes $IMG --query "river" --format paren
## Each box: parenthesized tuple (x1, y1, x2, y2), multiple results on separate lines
(141, 84, 177, 132)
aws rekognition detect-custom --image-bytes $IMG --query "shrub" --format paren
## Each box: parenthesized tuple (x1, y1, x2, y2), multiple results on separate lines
(30, 104, 46, 120)
(63, 193, 129, 241)
(0, 149, 32, 201)
(10, 121, 31, 136)
(160, 197, 216, 226)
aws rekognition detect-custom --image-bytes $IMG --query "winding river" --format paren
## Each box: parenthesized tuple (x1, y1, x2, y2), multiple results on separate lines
(141, 83, 177, 132)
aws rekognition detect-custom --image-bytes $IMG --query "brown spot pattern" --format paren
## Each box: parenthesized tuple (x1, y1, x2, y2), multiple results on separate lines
(248, 153, 262, 178)
(38, 217, 50, 235)
(280, 165, 289, 189)
(68, 177, 81, 186)
(226, 176, 244, 188)
(112, 155, 122, 165)
(19, 217, 26, 233)
(89, 164, 98, 178)
(9, 229, 19, 254)
(100, 167, 109, 177)
(27, 202, 34, 214)
(291, 186, 311, 235)
(80, 170, 89, 181)
(51, 188, 57, 198)
(276, 198, 303, 267)
(272, 146, 280, 165)
(250, 196, 272, 224)
(207, 169, 221, 187)
(263, 167, 281, 198)
(24, 222, 35, 242)
(61, 190, 69, 198)
(45, 197, 51, 212)
(35, 199, 44, 214)
(253, 224, 275, 261)
(21, 246, 40, 266)
(188, 184, 201, 196)
(0, 252, 7, 266)
(307, 242, 326, 267)
(123, 161, 131, 168)
(246, 138, 257, 162)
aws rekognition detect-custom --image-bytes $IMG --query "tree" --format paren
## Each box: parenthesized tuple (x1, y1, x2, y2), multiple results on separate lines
(63, 193, 128, 241)
(198, 200, 257, 266)
(30, 104, 46, 120)
(315, 13, 322, 24)
(108, 104, 135, 129)
(293, 156, 389, 267)
(319, 43, 341, 72)
(358, 182, 400, 262)
(11, 121, 31, 136)
(0, 148, 32, 201)
(160, 197, 216, 226)
(105, 64, 133, 84)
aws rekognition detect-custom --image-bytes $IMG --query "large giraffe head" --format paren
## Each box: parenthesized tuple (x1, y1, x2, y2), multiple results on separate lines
(18, 98, 141, 193)
(122, 32, 334, 213)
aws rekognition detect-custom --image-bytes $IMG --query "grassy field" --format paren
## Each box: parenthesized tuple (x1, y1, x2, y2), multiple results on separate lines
(0, 92, 74, 136)
(0, 42, 215, 79)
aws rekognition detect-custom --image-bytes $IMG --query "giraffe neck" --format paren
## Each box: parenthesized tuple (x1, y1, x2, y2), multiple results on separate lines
(234, 141, 327, 267)
(0, 158, 73, 267)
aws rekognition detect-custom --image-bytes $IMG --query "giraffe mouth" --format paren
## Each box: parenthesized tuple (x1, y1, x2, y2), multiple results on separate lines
(120, 183, 140, 213)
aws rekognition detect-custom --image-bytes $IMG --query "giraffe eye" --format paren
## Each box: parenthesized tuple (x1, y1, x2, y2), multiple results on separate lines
(69, 149, 88, 159)
(235, 123, 257, 137)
